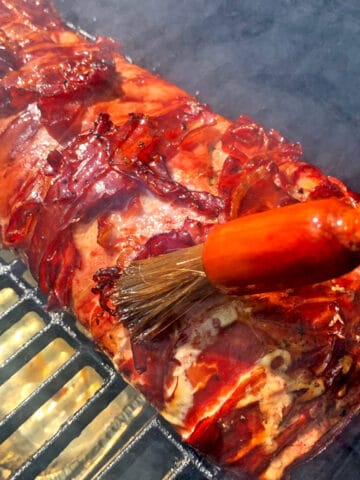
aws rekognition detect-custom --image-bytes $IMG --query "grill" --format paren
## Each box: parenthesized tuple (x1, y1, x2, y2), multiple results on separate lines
(0, 1, 359, 478)
(1, 253, 360, 480)
(0, 250, 227, 480)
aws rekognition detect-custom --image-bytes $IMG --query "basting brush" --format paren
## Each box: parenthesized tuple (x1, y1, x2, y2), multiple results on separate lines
(113, 198, 360, 341)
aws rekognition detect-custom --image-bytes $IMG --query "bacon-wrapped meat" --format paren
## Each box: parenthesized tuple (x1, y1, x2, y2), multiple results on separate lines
(1, 1, 360, 479)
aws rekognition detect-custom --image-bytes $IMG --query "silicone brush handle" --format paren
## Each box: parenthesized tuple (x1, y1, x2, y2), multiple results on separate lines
(202, 198, 360, 293)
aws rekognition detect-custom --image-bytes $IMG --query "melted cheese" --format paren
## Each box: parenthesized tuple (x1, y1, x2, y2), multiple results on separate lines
(225, 351, 294, 462)
(162, 301, 244, 428)
(212, 301, 239, 328)
(162, 344, 200, 426)
(260, 425, 328, 480)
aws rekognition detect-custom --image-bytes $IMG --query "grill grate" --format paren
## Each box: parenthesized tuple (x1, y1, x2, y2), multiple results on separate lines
(0, 251, 224, 480)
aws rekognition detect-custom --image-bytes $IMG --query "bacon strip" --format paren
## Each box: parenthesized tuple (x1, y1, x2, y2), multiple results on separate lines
(0, 2, 360, 479)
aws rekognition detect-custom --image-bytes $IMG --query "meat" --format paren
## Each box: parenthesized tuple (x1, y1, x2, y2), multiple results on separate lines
(0, 1, 360, 478)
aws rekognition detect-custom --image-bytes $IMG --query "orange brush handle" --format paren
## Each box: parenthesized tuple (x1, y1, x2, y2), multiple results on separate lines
(202, 198, 360, 293)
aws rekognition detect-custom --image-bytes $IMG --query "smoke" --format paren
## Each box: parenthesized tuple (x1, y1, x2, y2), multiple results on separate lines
(56, 0, 360, 190)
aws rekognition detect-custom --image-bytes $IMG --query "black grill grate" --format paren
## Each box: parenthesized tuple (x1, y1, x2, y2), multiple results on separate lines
(0, 251, 224, 480)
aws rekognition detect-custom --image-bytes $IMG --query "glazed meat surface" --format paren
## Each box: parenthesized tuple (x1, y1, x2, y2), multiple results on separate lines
(1, 1, 360, 478)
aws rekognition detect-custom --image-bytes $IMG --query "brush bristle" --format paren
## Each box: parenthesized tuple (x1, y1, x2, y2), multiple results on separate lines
(112, 244, 216, 341)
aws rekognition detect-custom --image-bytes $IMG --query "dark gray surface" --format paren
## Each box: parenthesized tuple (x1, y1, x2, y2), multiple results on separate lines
(53, 1, 360, 479)
(56, 0, 360, 191)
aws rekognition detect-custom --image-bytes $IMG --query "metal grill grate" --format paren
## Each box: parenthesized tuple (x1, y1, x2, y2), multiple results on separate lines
(0, 250, 224, 480)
